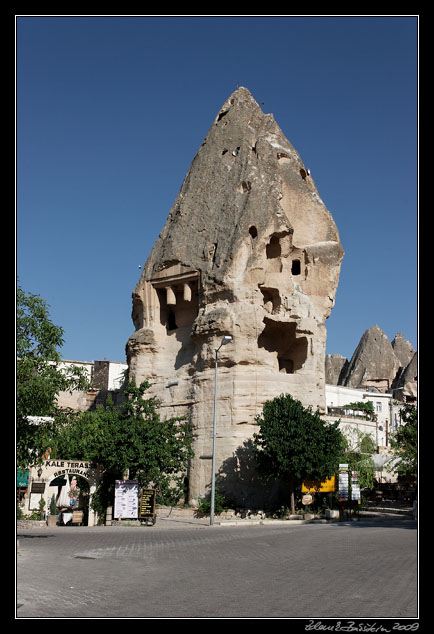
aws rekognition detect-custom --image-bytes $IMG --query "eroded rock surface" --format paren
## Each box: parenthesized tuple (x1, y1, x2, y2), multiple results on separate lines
(127, 87, 344, 506)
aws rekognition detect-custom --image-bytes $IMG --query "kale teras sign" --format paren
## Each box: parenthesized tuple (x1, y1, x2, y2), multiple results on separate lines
(44, 460, 102, 482)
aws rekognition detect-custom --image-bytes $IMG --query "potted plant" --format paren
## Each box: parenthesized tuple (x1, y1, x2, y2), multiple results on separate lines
(46, 496, 58, 527)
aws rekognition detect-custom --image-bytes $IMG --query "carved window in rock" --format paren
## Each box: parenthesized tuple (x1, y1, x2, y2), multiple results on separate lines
(155, 276, 199, 332)
(291, 259, 301, 276)
(265, 234, 283, 273)
(167, 310, 177, 331)
(266, 235, 281, 259)
(260, 287, 281, 315)
(258, 318, 308, 374)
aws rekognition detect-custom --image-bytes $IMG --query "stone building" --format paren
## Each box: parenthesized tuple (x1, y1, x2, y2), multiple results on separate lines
(126, 87, 344, 507)
(56, 359, 127, 411)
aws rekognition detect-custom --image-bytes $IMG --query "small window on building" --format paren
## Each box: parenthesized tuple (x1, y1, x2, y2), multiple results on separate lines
(376, 402, 382, 413)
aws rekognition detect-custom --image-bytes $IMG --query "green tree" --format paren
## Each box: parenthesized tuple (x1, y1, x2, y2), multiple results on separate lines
(343, 401, 376, 421)
(51, 380, 195, 508)
(339, 427, 376, 492)
(252, 393, 345, 514)
(17, 285, 90, 469)
(389, 404, 417, 480)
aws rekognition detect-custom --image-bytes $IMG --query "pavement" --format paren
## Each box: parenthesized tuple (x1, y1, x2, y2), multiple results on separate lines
(16, 509, 418, 620)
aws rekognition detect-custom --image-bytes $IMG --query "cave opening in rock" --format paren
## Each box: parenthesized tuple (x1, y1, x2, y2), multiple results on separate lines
(258, 318, 308, 373)
(167, 310, 177, 331)
(266, 235, 281, 259)
(291, 259, 301, 275)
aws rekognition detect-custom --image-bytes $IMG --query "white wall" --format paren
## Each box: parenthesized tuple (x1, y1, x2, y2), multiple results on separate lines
(108, 362, 128, 390)
(325, 384, 403, 449)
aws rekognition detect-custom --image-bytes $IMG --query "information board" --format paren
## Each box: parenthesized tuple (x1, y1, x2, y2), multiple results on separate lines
(139, 488, 156, 520)
(338, 464, 349, 501)
(351, 471, 361, 503)
(114, 480, 139, 519)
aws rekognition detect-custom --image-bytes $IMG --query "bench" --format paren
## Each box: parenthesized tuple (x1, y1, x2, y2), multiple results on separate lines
(71, 511, 83, 526)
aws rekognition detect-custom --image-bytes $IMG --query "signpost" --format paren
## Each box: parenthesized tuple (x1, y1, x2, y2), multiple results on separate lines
(302, 494, 313, 506)
(139, 488, 157, 525)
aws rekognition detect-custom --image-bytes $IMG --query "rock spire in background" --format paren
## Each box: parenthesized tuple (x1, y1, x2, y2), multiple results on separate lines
(326, 325, 416, 400)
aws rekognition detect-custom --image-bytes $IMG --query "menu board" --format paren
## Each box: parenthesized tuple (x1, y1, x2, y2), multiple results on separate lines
(338, 464, 349, 501)
(139, 488, 156, 520)
(114, 480, 139, 519)
(351, 471, 361, 503)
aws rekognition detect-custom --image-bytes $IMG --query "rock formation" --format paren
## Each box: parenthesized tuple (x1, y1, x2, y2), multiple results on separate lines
(339, 325, 400, 391)
(326, 326, 417, 399)
(394, 351, 417, 400)
(391, 333, 415, 369)
(325, 353, 348, 385)
(127, 87, 344, 506)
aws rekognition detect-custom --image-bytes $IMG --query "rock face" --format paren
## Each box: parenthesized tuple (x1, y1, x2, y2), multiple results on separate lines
(127, 87, 344, 506)
(392, 333, 415, 369)
(325, 354, 348, 385)
(339, 325, 400, 391)
(394, 351, 417, 400)
(327, 325, 416, 398)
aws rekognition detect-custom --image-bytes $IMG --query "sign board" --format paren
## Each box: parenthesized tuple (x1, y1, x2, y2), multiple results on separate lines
(17, 470, 29, 487)
(338, 464, 349, 501)
(139, 488, 156, 520)
(351, 471, 361, 504)
(302, 494, 313, 506)
(302, 476, 336, 493)
(114, 480, 139, 519)
(31, 482, 45, 494)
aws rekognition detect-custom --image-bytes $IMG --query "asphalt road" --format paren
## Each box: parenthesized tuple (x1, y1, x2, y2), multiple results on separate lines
(16, 518, 418, 620)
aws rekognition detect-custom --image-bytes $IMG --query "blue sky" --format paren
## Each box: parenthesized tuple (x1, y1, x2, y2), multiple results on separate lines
(16, 15, 418, 364)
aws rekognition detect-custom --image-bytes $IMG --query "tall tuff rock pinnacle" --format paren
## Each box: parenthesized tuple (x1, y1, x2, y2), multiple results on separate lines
(340, 325, 401, 391)
(334, 326, 417, 397)
(127, 87, 344, 506)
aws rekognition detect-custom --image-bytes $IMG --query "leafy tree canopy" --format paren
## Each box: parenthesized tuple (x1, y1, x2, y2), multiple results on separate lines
(389, 403, 417, 480)
(17, 284, 90, 469)
(252, 393, 345, 512)
(51, 380, 195, 507)
(339, 426, 376, 491)
(342, 401, 376, 420)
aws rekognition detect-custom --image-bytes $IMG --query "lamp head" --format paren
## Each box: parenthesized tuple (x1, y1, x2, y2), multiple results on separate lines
(221, 335, 232, 345)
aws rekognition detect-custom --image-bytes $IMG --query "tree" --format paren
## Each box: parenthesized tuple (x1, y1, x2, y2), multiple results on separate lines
(342, 401, 376, 421)
(252, 393, 345, 514)
(389, 403, 417, 481)
(51, 380, 195, 508)
(16, 285, 90, 469)
(339, 427, 376, 492)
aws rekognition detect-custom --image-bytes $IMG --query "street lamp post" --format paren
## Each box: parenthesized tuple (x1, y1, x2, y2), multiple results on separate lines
(210, 335, 232, 526)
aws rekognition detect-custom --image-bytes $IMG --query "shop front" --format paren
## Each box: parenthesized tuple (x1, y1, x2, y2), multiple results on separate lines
(23, 459, 104, 526)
